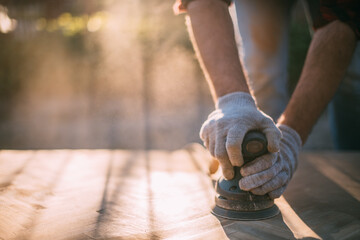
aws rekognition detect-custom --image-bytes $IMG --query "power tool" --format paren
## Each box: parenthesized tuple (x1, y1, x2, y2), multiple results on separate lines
(212, 130, 280, 220)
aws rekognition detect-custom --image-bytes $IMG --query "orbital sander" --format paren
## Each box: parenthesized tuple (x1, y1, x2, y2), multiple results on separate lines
(212, 130, 280, 221)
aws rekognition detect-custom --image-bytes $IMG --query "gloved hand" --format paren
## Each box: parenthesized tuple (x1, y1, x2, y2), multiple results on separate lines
(239, 124, 302, 199)
(200, 92, 282, 179)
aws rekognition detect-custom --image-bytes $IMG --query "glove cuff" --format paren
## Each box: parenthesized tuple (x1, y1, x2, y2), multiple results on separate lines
(216, 92, 256, 110)
(277, 124, 302, 178)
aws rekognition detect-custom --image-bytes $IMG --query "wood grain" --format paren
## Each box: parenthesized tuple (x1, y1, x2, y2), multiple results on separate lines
(0, 148, 359, 240)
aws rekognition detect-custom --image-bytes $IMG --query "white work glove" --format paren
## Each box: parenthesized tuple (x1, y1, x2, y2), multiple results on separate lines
(200, 92, 282, 180)
(239, 124, 302, 199)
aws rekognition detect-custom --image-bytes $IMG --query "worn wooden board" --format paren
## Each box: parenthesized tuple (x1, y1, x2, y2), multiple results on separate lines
(0, 146, 359, 240)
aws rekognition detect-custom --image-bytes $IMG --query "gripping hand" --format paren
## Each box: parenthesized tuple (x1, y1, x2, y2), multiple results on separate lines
(200, 92, 282, 179)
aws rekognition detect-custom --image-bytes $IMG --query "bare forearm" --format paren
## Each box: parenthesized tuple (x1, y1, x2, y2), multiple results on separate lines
(278, 20, 357, 143)
(187, 0, 249, 102)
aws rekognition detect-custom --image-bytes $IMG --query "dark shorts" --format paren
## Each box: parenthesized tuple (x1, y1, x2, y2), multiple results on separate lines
(173, 0, 232, 15)
(313, 0, 360, 39)
(174, 0, 360, 39)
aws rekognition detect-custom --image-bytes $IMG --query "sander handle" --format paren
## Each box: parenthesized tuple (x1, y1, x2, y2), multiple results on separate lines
(241, 130, 268, 164)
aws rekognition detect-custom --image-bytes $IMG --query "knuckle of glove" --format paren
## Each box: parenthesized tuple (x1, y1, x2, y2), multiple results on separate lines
(268, 186, 286, 199)
(225, 137, 241, 153)
(226, 133, 241, 146)
(251, 177, 281, 196)
(262, 122, 282, 153)
(240, 153, 277, 177)
(266, 130, 282, 153)
(250, 185, 268, 196)
(208, 145, 215, 157)
(240, 162, 283, 193)
(226, 146, 243, 167)
(222, 167, 235, 180)
(201, 115, 228, 140)
(277, 170, 290, 185)
(239, 177, 255, 191)
(226, 126, 245, 148)
(215, 119, 227, 130)
(239, 173, 265, 191)
(214, 147, 227, 161)
(199, 123, 210, 141)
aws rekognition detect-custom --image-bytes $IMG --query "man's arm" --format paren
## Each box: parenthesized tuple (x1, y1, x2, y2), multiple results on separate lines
(239, 20, 357, 198)
(186, 0, 249, 100)
(185, 0, 281, 179)
(278, 20, 357, 143)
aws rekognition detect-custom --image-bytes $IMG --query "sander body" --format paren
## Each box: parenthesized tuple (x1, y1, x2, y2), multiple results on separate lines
(212, 131, 280, 221)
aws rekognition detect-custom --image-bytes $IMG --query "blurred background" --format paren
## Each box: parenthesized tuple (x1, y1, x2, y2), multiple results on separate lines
(0, 0, 332, 150)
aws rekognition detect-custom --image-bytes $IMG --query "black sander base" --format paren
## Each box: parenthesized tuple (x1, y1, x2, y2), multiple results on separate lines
(212, 205, 279, 221)
(211, 131, 280, 221)
(211, 167, 279, 220)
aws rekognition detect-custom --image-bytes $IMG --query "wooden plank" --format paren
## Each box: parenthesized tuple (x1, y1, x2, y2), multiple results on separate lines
(275, 197, 321, 239)
(0, 150, 71, 240)
(306, 153, 360, 201)
(282, 152, 360, 240)
(0, 149, 359, 240)
(26, 150, 115, 240)
(0, 150, 36, 188)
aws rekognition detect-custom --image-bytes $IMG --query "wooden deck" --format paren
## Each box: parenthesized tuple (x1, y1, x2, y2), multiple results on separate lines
(0, 145, 359, 240)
